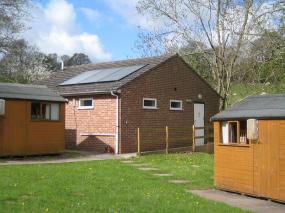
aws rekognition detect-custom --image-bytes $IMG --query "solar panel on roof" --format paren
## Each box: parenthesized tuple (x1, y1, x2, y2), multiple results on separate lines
(60, 64, 146, 86)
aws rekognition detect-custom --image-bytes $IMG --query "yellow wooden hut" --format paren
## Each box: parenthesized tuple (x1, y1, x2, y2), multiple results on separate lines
(0, 83, 65, 156)
(212, 94, 285, 202)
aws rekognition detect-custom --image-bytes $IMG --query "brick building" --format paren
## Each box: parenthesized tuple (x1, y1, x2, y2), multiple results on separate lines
(42, 54, 220, 154)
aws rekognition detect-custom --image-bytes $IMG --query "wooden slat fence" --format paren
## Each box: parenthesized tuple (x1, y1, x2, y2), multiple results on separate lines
(137, 124, 214, 155)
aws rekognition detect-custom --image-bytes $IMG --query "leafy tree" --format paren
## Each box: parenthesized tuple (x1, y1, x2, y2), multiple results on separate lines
(137, 0, 285, 109)
(0, 39, 51, 83)
(66, 53, 91, 66)
(238, 30, 285, 84)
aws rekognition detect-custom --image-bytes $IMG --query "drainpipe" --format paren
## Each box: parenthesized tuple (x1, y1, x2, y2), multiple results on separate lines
(111, 90, 119, 154)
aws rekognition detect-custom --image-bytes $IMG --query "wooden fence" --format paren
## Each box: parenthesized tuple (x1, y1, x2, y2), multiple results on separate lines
(137, 124, 214, 155)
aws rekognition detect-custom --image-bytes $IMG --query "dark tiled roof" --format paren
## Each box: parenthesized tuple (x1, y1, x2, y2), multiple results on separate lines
(211, 93, 285, 121)
(40, 54, 175, 96)
(0, 83, 65, 102)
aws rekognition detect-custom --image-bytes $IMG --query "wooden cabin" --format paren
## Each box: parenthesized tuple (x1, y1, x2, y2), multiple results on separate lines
(0, 83, 65, 156)
(211, 94, 285, 203)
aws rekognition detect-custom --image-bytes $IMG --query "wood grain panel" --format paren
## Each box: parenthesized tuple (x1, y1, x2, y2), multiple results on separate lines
(0, 100, 65, 156)
(215, 120, 285, 202)
(214, 122, 254, 194)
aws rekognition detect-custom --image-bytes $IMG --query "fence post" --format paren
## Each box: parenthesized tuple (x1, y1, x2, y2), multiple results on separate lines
(137, 127, 141, 156)
(205, 125, 208, 144)
(192, 125, 195, 152)
(166, 126, 169, 154)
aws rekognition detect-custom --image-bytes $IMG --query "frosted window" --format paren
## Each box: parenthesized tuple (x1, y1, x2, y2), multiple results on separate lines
(220, 122, 229, 144)
(42, 104, 50, 120)
(51, 104, 60, 120)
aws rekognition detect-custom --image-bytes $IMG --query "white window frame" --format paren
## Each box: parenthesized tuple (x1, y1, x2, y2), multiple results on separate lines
(78, 98, 94, 109)
(143, 98, 157, 109)
(170, 100, 183, 110)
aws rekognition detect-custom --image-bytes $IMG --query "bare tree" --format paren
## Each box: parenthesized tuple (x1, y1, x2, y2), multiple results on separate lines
(137, 0, 285, 109)
(0, 0, 31, 55)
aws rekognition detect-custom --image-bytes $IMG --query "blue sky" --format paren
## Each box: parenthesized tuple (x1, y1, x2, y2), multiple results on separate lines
(25, 0, 152, 62)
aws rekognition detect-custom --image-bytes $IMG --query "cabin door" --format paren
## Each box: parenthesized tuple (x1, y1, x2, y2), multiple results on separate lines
(3, 101, 27, 155)
(253, 121, 279, 199)
(194, 103, 204, 145)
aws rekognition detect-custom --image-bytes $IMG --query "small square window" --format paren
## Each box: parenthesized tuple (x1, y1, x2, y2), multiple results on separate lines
(79, 98, 94, 109)
(170, 100, 183, 110)
(143, 98, 157, 109)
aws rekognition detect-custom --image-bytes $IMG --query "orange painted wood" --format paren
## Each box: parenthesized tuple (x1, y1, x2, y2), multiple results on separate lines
(214, 122, 254, 194)
(214, 120, 285, 202)
(0, 100, 65, 156)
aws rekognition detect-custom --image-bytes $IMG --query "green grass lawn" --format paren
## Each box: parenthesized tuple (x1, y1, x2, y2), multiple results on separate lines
(228, 82, 285, 106)
(0, 153, 247, 212)
(133, 153, 214, 189)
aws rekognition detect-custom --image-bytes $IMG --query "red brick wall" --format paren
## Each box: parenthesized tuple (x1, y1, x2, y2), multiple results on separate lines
(65, 95, 116, 153)
(119, 56, 220, 153)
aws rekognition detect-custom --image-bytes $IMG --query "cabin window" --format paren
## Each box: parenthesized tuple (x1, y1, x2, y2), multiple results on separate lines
(220, 120, 248, 145)
(228, 121, 238, 143)
(31, 103, 41, 119)
(220, 122, 229, 144)
(51, 104, 60, 120)
(143, 98, 157, 109)
(239, 120, 247, 143)
(170, 100, 183, 110)
(78, 98, 94, 109)
(42, 103, 50, 120)
(31, 102, 60, 121)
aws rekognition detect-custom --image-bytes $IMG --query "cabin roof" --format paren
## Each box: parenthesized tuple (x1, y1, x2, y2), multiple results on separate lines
(211, 93, 285, 121)
(0, 83, 65, 102)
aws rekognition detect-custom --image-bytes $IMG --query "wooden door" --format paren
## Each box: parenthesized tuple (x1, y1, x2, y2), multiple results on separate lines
(3, 101, 27, 155)
(253, 120, 279, 199)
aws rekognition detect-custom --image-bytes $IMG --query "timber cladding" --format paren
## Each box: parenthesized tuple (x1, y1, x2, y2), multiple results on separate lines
(120, 56, 220, 153)
(214, 120, 285, 202)
(0, 99, 65, 156)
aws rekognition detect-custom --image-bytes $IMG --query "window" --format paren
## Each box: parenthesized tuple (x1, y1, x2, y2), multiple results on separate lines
(170, 100, 183, 110)
(78, 98, 94, 109)
(31, 103, 41, 119)
(228, 121, 238, 143)
(51, 104, 60, 120)
(31, 102, 60, 121)
(220, 122, 229, 144)
(220, 120, 248, 145)
(143, 98, 157, 109)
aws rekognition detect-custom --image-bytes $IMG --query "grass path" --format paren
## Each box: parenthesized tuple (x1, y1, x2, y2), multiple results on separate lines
(130, 153, 214, 189)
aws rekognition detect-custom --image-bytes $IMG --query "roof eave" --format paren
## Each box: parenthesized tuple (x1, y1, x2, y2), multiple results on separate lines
(60, 89, 121, 97)
(0, 96, 66, 103)
(211, 116, 285, 122)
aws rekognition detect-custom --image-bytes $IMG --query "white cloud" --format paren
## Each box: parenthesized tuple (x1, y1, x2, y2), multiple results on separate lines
(24, 0, 111, 62)
(80, 7, 102, 22)
(104, 0, 159, 30)
(45, 0, 76, 30)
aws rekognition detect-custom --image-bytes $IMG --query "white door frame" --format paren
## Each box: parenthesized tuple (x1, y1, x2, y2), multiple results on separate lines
(194, 102, 205, 146)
